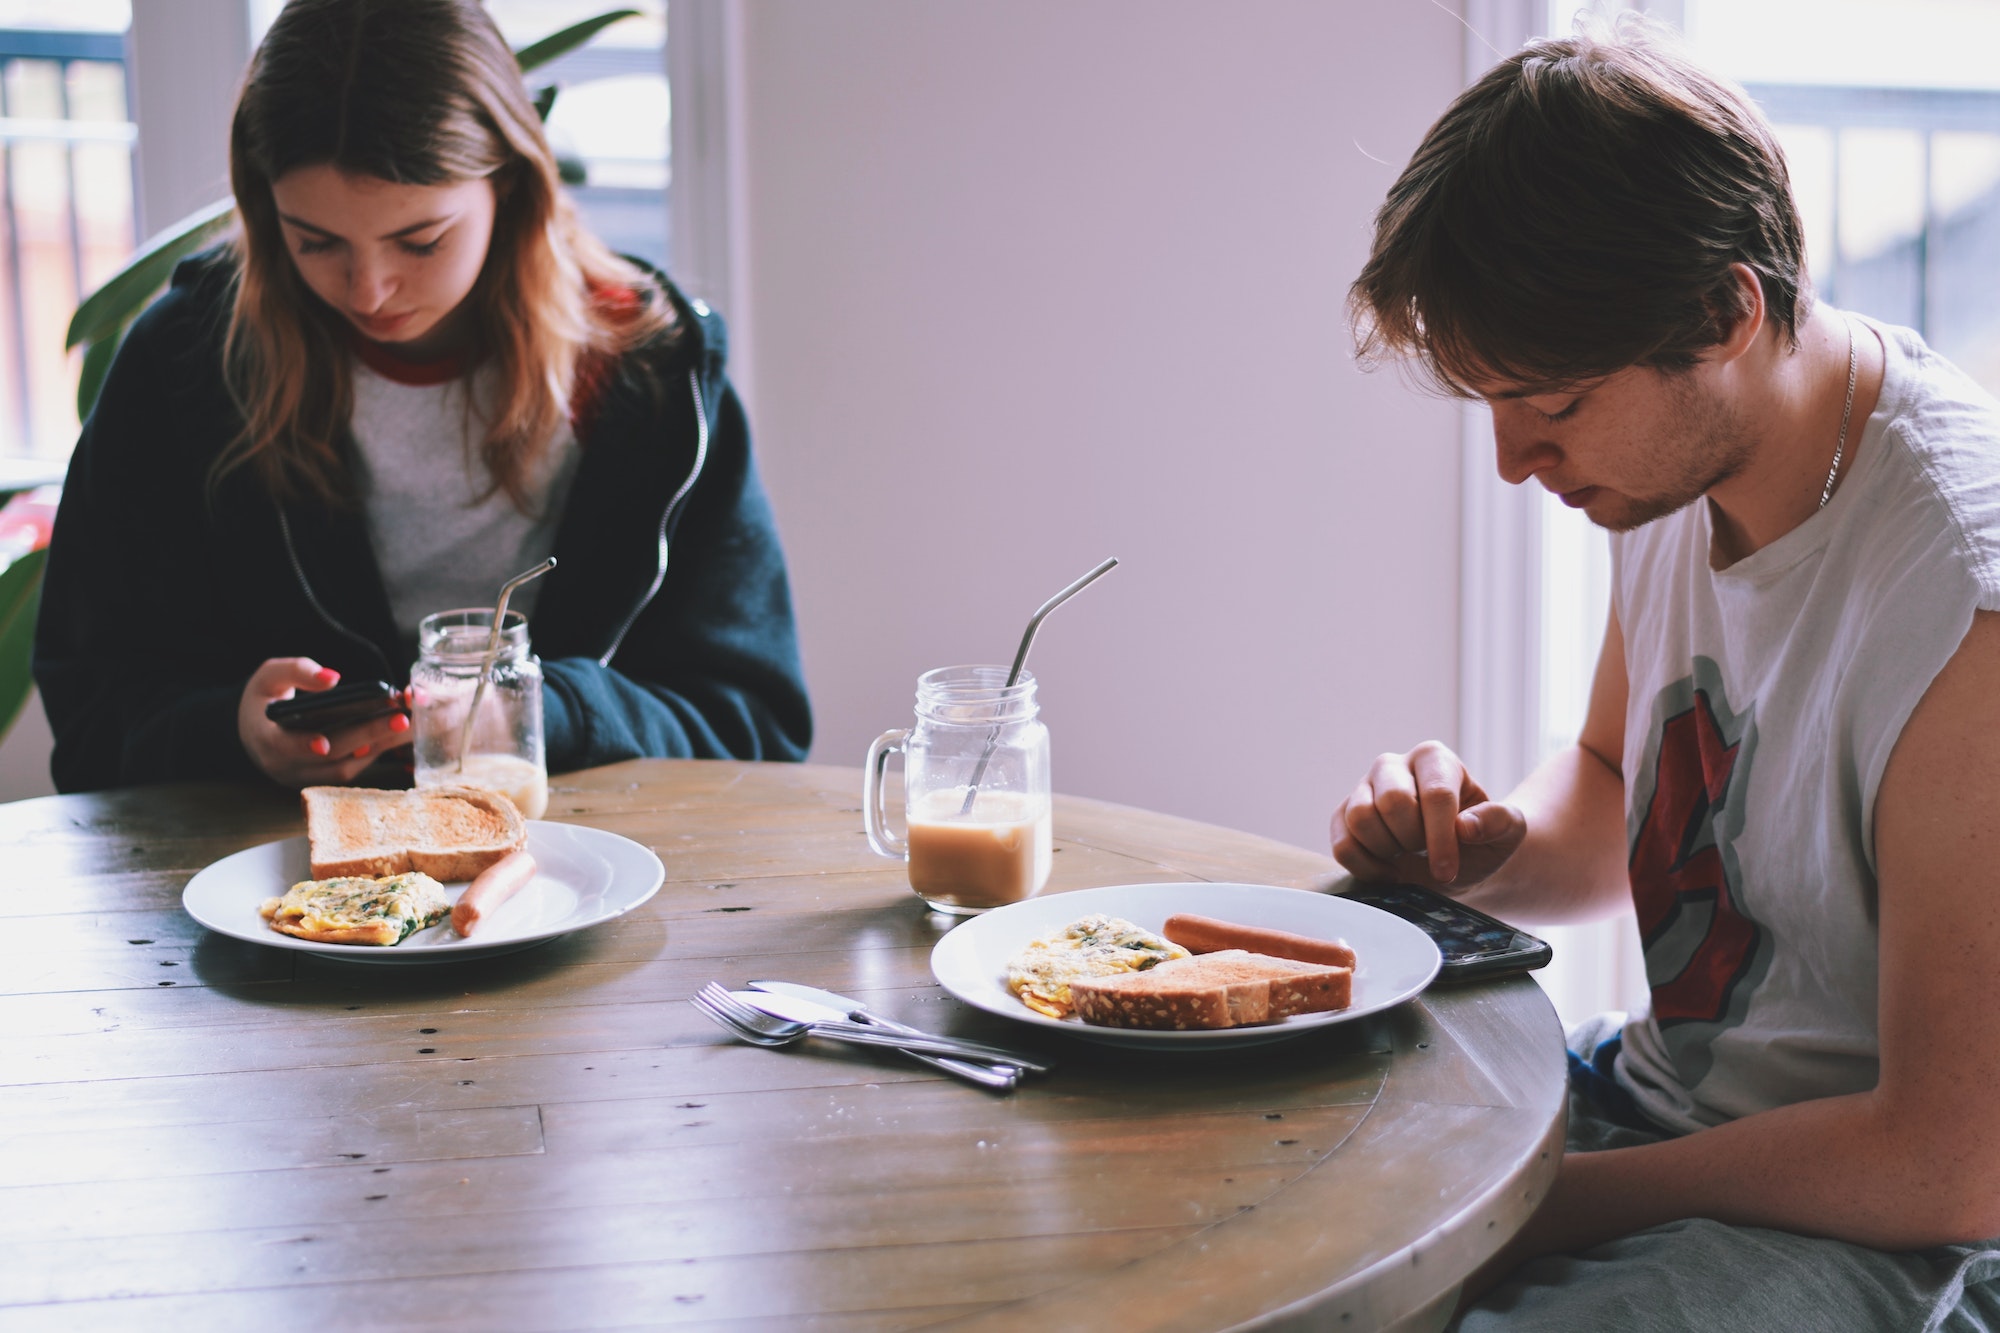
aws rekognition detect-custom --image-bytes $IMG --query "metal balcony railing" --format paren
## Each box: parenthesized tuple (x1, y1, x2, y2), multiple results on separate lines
(0, 27, 134, 467)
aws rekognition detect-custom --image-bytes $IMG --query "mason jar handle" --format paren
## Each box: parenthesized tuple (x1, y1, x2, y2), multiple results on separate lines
(863, 728, 910, 859)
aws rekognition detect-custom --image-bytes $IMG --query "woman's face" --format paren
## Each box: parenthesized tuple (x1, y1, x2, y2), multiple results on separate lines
(269, 164, 498, 357)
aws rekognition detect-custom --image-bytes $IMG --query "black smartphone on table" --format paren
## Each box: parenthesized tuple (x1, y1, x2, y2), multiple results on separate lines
(264, 680, 403, 733)
(1340, 880, 1553, 981)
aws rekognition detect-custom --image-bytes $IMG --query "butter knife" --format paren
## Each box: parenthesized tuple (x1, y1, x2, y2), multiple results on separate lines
(746, 980, 1054, 1074)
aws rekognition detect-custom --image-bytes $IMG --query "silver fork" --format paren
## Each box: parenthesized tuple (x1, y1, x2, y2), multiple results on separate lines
(690, 986, 1020, 1090)
(692, 987, 1020, 1091)
(726, 986, 1055, 1073)
(697, 984, 1013, 1060)
(689, 988, 800, 1048)
(697, 984, 1049, 1067)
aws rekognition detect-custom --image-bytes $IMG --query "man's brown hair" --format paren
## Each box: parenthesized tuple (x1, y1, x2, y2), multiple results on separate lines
(1350, 18, 1808, 396)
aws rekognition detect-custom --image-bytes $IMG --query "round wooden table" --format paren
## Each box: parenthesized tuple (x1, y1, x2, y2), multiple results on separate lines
(0, 760, 1565, 1331)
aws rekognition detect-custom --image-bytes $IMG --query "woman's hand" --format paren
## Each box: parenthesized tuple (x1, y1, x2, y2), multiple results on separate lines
(1330, 740, 1526, 889)
(237, 658, 411, 788)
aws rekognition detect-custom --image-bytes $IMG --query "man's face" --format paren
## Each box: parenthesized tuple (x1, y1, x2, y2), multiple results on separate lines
(1476, 360, 1753, 532)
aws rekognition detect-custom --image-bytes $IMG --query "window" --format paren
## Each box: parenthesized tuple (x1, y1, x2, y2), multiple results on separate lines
(0, 1, 132, 473)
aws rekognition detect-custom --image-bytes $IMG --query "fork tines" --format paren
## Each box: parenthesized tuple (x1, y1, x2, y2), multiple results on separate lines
(690, 984, 757, 1038)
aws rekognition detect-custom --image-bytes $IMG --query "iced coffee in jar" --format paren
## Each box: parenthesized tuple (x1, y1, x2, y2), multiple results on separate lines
(864, 666, 1052, 914)
(411, 608, 549, 818)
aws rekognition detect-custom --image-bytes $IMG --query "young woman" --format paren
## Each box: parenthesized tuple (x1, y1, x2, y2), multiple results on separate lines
(34, 0, 811, 793)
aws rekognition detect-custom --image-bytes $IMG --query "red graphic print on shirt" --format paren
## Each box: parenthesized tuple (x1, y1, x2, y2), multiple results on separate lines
(1627, 662, 1767, 1049)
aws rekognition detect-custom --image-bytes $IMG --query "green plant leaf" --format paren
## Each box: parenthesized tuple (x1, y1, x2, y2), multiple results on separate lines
(533, 83, 557, 121)
(0, 547, 47, 742)
(76, 333, 120, 421)
(513, 9, 639, 73)
(67, 200, 235, 351)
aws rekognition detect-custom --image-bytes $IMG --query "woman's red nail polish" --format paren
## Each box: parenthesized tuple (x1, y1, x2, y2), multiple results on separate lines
(316, 668, 339, 684)
(354, 744, 372, 759)
(390, 713, 410, 733)
(311, 736, 331, 756)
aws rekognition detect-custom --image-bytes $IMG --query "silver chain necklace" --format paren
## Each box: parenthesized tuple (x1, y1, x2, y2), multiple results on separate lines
(1819, 317, 1858, 509)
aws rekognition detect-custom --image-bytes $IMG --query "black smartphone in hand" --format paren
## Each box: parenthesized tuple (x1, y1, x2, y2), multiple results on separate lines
(264, 680, 402, 733)
(1340, 880, 1553, 981)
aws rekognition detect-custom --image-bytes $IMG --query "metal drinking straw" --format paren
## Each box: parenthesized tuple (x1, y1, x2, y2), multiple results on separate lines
(454, 557, 557, 774)
(957, 556, 1119, 815)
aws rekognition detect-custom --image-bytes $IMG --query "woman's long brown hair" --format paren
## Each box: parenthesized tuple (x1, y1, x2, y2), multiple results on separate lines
(223, 0, 674, 508)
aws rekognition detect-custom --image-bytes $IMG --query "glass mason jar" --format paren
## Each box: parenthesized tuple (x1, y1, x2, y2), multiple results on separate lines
(412, 609, 549, 819)
(864, 665, 1052, 915)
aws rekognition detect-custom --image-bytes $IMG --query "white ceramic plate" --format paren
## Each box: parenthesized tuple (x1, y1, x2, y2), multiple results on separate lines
(931, 882, 1442, 1049)
(182, 822, 665, 964)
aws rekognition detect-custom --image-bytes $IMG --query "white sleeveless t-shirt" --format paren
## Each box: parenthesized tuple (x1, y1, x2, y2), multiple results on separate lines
(1609, 317, 2000, 1134)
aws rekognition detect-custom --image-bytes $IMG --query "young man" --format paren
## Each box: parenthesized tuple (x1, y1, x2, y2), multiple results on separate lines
(1337, 21, 2000, 1330)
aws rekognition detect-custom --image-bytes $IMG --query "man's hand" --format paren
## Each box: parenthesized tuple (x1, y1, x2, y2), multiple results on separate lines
(237, 658, 411, 789)
(1330, 741, 1527, 888)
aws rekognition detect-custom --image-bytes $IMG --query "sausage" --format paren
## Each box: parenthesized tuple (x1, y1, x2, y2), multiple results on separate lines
(451, 849, 538, 937)
(1162, 913, 1357, 969)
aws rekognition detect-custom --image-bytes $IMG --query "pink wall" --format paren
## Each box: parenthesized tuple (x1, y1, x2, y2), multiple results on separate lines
(734, 1, 1466, 852)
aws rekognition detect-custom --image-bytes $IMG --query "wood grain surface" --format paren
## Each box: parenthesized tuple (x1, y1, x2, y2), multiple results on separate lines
(0, 760, 1565, 1331)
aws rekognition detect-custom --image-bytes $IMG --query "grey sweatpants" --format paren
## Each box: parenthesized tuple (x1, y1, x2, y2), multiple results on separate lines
(1453, 1018, 2000, 1332)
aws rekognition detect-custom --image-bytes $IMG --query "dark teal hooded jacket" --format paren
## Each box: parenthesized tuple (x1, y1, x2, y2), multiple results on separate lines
(34, 253, 810, 792)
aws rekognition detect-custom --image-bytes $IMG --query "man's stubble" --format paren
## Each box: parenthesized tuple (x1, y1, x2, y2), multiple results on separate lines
(1591, 371, 1754, 534)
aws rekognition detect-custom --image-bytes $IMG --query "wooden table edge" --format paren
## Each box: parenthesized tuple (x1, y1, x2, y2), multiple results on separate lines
(1233, 1101, 1565, 1332)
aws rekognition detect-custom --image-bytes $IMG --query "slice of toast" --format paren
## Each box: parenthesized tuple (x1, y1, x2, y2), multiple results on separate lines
(1068, 949, 1353, 1030)
(302, 786, 526, 882)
